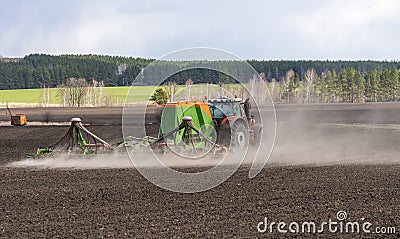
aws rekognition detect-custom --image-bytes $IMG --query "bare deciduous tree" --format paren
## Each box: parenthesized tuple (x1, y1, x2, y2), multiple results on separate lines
(269, 78, 278, 102)
(282, 69, 295, 103)
(163, 81, 177, 101)
(41, 83, 51, 107)
(185, 78, 194, 100)
(303, 68, 317, 103)
(248, 74, 268, 105)
(57, 78, 88, 107)
(85, 79, 105, 106)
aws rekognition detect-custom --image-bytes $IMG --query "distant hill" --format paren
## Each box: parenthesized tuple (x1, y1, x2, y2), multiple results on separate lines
(0, 53, 399, 90)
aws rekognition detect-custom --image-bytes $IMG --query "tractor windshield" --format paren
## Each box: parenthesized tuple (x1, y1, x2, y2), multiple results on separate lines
(209, 104, 222, 118)
(209, 102, 237, 118)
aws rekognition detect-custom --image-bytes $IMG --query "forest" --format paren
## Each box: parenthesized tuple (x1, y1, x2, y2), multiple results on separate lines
(0, 54, 151, 89)
(1, 54, 400, 104)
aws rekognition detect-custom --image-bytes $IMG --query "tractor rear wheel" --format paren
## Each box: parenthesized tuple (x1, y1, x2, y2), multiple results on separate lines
(231, 122, 249, 148)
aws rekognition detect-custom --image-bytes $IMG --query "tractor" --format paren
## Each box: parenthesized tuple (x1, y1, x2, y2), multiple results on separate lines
(208, 97, 262, 148)
(31, 97, 262, 159)
(157, 97, 262, 157)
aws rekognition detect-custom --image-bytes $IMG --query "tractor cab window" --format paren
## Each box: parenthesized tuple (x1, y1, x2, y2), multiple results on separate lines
(233, 103, 243, 117)
(219, 103, 233, 116)
(209, 103, 234, 118)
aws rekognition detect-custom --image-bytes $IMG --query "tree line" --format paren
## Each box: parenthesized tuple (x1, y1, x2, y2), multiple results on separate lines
(268, 67, 400, 103)
(1, 54, 400, 104)
(0, 54, 151, 90)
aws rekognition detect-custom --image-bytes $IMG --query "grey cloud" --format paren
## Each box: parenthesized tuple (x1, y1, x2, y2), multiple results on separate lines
(0, 0, 399, 60)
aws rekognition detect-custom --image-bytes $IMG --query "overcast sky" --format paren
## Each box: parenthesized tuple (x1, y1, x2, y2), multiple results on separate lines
(1, 0, 399, 60)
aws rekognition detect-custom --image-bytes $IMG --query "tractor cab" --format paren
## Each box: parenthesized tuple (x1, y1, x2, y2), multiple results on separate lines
(208, 97, 251, 127)
(208, 97, 244, 117)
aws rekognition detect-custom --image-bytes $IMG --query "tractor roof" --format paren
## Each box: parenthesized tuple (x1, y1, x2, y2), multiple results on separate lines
(208, 97, 242, 103)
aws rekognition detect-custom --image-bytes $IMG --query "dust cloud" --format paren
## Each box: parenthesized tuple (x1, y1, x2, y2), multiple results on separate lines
(7, 150, 241, 170)
(7, 104, 400, 170)
(8, 153, 133, 169)
(265, 104, 400, 166)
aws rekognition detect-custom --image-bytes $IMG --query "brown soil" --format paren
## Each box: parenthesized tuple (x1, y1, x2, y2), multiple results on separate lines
(1, 103, 400, 238)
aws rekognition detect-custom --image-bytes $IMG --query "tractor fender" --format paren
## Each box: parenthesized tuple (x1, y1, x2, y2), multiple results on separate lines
(227, 117, 249, 129)
(220, 116, 231, 126)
